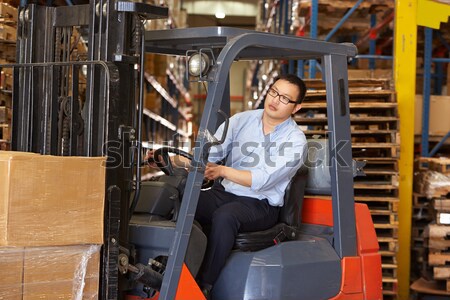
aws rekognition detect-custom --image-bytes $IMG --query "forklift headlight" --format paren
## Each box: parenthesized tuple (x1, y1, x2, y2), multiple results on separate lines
(188, 53, 210, 77)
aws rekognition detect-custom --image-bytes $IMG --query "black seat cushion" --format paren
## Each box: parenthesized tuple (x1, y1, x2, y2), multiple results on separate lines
(233, 166, 308, 251)
(234, 223, 298, 251)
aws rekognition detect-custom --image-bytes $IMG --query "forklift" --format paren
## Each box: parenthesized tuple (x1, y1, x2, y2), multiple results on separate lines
(8, 1, 382, 299)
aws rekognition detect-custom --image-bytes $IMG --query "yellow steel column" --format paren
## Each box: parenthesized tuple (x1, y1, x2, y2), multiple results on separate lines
(394, 1, 417, 299)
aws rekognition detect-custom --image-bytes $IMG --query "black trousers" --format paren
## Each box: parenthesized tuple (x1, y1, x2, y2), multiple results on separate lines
(195, 184, 280, 287)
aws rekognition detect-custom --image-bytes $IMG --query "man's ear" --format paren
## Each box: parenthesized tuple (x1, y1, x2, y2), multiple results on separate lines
(292, 104, 302, 114)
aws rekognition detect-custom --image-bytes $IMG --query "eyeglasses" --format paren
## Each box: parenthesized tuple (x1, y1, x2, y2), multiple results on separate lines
(267, 88, 297, 105)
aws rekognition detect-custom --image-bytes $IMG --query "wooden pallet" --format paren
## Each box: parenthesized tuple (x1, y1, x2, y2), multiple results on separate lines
(306, 90, 395, 101)
(355, 195, 399, 213)
(304, 129, 398, 144)
(302, 102, 397, 110)
(429, 252, 450, 266)
(380, 250, 397, 265)
(354, 172, 398, 186)
(426, 225, 450, 251)
(412, 206, 433, 222)
(414, 174, 450, 199)
(433, 267, 450, 289)
(382, 278, 398, 298)
(354, 188, 398, 199)
(378, 237, 398, 252)
(304, 78, 391, 91)
(428, 224, 450, 239)
(418, 157, 450, 173)
(434, 198, 450, 211)
(356, 157, 398, 172)
(375, 226, 398, 240)
(382, 263, 398, 280)
(429, 158, 450, 175)
(370, 209, 398, 225)
(412, 224, 429, 239)
(414, 193, 433, 206)
(296, 115, 398, 124)
(413, 236, 426, 251)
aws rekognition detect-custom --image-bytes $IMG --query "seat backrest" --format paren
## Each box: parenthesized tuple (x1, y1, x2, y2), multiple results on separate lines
(278, 164, 308, 227)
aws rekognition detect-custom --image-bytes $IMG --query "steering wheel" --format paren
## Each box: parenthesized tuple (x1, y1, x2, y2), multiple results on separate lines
(153, 147, 214, 189)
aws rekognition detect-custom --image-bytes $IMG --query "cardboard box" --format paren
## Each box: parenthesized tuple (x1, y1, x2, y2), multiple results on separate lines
(0, 245, 100, 300)
(0, 247, 23, 300)
(415, 95, 450, 136)
(0, 152, 106, 246)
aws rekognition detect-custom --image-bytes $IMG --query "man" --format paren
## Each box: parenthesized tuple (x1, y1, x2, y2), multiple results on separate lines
(195, 74, 307, 297)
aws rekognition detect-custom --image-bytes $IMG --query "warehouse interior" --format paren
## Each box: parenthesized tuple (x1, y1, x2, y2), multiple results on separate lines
(0, 0, 449, 300)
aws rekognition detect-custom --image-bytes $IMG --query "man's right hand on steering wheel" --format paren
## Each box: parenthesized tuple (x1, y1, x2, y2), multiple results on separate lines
(144, 149, 160, 168)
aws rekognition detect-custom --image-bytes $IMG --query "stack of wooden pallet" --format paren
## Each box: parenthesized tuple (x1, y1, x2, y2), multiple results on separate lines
(427, 224, 450, 292)
(297, 78, 399, 299)
(412, 157, 450, 295)
(0, 0, 16, 151)
(411, 192, 434, 282)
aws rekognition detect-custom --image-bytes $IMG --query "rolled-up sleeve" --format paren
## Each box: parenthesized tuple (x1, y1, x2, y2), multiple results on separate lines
(250, 138, 307, 192)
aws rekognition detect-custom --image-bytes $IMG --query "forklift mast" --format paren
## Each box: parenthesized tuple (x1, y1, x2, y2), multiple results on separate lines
(11, 1, 167, 299)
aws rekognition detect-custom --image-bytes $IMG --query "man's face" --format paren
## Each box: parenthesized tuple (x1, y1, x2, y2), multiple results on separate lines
(264, 79, 302, 122)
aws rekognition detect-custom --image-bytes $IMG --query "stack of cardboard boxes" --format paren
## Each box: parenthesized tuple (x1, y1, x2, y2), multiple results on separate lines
(0, 151, 106, 299)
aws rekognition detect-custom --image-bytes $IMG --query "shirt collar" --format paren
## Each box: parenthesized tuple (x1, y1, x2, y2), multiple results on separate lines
(273, 116, 293, 132)
(255, 109, 292, 135)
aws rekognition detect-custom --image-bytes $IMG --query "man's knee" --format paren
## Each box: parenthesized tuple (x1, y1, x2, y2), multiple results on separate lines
(211, 210, 240, 232)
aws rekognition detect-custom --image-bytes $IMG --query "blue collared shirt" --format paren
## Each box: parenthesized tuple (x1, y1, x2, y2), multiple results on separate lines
(208, 109, 307, 206)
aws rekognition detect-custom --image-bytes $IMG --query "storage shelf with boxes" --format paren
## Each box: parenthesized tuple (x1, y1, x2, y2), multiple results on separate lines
(0, 0, 16, 151)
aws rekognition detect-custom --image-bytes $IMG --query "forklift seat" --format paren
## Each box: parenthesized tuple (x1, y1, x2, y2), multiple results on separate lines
(233, 164, 308, 251)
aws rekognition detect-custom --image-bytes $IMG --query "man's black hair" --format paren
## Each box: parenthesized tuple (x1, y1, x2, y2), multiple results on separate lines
(273, 74, 307, 104)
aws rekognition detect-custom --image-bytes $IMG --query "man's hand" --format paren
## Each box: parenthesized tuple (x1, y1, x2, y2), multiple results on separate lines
(204, 162, 224, 180)
(144, 149, 162, 168)
(205, 163, 252, 187)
